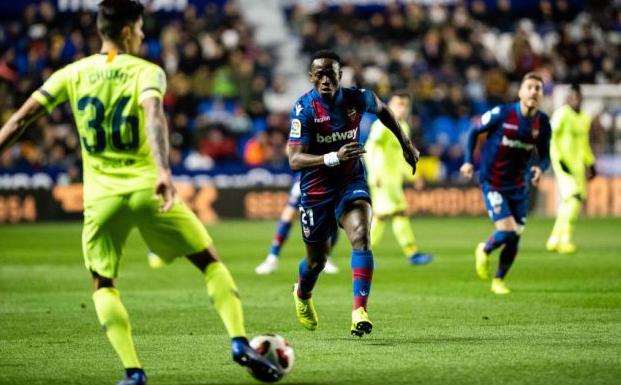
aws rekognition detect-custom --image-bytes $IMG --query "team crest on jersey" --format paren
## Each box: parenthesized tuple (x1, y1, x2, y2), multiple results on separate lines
(302, 225, 310, 237)
(347, 107, 357, 119)
(290, 119, 302, 138)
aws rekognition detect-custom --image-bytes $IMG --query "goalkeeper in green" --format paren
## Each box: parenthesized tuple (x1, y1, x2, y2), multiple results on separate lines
(546, 84, 597, 254)
(365, 92, 433, 265)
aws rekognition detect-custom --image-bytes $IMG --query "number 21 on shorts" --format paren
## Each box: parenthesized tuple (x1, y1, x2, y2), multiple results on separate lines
(299, 207, 314, 238)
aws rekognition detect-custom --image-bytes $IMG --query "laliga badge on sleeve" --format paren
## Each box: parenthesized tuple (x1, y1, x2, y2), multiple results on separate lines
(290, 119, 302, 138)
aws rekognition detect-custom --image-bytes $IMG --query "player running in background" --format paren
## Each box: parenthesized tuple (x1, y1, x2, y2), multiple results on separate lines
(460, 72, 551, 295)
(0, 1, 279, 384)
(288, 50, 419, 337)
(365, 91, 433, 265)
(546, 84, 596, 254)
(255, 173, 340, 274)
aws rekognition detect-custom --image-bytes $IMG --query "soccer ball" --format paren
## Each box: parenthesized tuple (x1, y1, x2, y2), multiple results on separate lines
(250, 334, 295, 376)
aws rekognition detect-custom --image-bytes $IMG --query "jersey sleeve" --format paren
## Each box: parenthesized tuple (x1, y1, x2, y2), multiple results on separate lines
(357, 89, 380, 114)
(464, 105, 502, 163)
(31, 66, 70, 113)
(138, 65, 167, 104)
(288, 100, 312, 146)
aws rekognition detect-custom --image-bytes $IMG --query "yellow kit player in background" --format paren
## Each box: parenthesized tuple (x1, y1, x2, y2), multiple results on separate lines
(0, 1, 280, 384)
(546, 84, 597, 254)
(365, 92, 433, 265)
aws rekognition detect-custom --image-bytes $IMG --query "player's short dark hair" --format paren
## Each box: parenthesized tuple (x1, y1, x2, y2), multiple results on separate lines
(569, 83, 582, 95)
(97, 0, 144, 42)
(310, 50, 342, 69)
(521, 72, 543, 86)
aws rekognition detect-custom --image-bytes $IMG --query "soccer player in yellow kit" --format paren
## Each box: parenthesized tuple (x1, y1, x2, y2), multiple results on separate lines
(0, 1, 279, 384)
(365, 92, 433, 265)
(546, 84, 596, 254)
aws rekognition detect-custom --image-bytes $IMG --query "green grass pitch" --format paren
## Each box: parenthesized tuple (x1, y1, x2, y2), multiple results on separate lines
(1, 217, 620, 385)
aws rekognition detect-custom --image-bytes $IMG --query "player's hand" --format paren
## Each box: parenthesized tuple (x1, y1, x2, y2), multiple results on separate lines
(460, 163, 474, 179)
(402, 140, 420, 175)
(587, 165, 597, 180)
(337, 142, 366, 161)
(155, 170, 176, 212)
(530, 165, 542, 186)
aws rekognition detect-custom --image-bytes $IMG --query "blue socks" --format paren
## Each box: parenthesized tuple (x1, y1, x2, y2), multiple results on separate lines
(270, 220, 292, 256)
(351, 249, 374, 310)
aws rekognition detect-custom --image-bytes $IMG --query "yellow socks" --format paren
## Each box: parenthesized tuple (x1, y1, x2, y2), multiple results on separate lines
(92, 288, 141, 369)
(205, 262, 246, 338)
(559, 197, 581, 244)
(392, 216, 417, 256)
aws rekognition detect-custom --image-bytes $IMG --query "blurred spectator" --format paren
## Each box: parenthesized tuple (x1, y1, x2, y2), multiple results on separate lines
(2, 0, 621, 181)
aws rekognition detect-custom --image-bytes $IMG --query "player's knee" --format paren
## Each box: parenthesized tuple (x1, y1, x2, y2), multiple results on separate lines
(348, 224, 370, 249)
(307, 258, 326, 272)
(505, 231, 520, 246)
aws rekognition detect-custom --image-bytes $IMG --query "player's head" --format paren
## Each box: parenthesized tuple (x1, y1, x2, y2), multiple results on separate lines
(97, 0, 145, 54)
(309, 50, 343, 100)
(567, 83, 582, 111)
(518, 72, 544, 111)
(387, 91, 411, 121)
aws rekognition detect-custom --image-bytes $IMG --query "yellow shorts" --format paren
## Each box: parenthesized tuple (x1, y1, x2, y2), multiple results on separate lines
(82, 189, 212, 278)
(552, 160, 587, 200)
(369, 181, 407, 217)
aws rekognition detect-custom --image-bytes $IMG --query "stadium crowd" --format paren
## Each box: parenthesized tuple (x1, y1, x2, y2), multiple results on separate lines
(0, 0, 620, 181)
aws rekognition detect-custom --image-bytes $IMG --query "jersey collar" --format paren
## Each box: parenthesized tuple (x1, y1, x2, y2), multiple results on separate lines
(311, 87, 343, 105)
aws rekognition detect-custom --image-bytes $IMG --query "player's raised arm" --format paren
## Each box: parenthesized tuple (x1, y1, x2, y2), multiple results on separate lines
(373, 94, 419, 174)
(0, 98, 47, 155)
(142, 96, 174, 212)
(461, 106, 502, 179)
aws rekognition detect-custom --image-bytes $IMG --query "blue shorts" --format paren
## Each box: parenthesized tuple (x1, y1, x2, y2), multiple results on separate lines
(481, 183, 528, 225)
(299, 179, 370, 243)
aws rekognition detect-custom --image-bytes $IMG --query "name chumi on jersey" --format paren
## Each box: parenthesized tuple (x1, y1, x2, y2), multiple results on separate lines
(316, 128, 357, 143)
(89, 69, 128, 84)
(501, 135, 534, 150)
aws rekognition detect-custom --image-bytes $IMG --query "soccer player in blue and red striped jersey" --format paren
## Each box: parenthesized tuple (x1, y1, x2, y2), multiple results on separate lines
(461, 72, 551, 295)
(287, 50, 419, 337)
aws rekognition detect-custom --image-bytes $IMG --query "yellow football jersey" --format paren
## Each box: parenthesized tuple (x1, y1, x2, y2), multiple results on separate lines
(32, 52, 166, 202)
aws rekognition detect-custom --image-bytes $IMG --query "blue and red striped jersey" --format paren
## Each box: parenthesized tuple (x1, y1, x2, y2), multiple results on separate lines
(465, 102, 551, 190)
(288, 87, 379, 204)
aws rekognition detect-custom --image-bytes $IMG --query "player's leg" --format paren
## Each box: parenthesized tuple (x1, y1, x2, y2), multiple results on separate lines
(368, 182, 395, 248)
(486, 215, 519, 295)
(477, 186, 518, 281)
(83, 197, 146, 385)
(293, 240, 329, 330)
(339, 199, 374, 337)
(132, 190, 279, 381)
(489, 193, 527, 295)
(557, 195, 582, 253)
(186, 248, 279, 381)
(390, 210, 433, 265)
(292, 203, 333, 330)
(255, 204, 297, 274)
(370, 214, 387, 248)
(547, 164, 581, 252)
